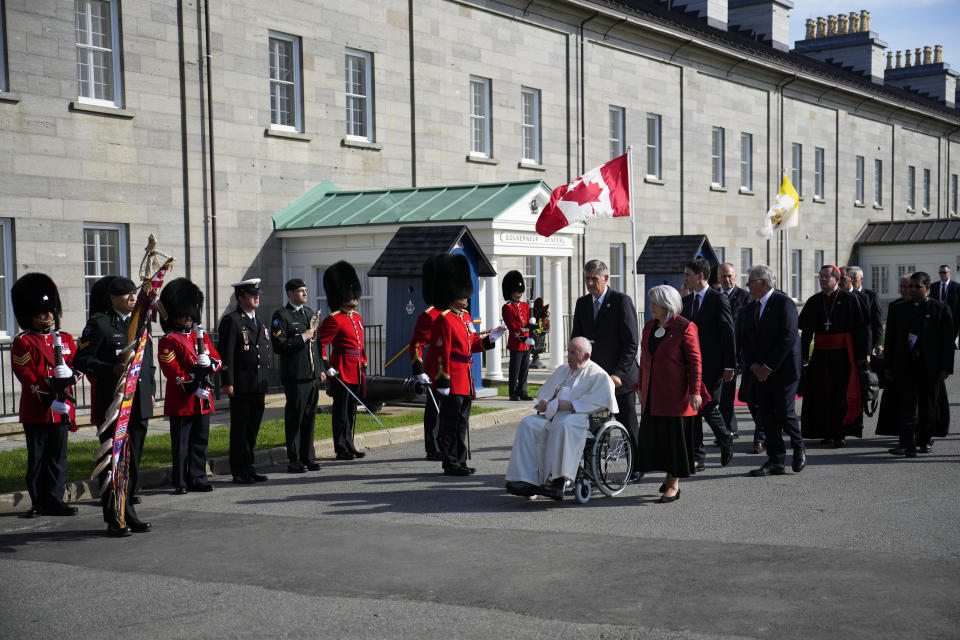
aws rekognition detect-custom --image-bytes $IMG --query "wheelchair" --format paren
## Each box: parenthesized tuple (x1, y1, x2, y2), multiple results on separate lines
(570, 412, 634, 503)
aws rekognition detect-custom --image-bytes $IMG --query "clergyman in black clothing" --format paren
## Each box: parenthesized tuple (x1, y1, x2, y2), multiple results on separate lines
(680, 258, 734, 470)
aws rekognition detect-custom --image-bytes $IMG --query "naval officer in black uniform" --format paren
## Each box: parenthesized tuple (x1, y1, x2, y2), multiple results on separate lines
(218, 278, 273, 484)
(271, 278, 325, 473)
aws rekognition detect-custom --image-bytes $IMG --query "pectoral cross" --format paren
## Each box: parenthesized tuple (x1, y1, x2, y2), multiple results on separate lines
(824, 319, 832, 331)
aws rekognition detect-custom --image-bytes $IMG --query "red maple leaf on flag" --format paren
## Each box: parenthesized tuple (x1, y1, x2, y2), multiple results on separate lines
(559, 179, 603, 207)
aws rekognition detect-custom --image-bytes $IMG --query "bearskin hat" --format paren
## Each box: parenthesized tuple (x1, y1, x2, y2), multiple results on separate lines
(88, 275, 118, 316)
(158, 277, 203, 333)
(11, 273, 61, 330)
(421, 255, 442, 306)
(501, 270, 525, 301)
(323, 261, 362, 311)
(432, 254, 473, 309)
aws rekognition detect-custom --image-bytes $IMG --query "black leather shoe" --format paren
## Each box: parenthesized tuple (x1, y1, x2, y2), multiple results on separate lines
(23, 506, 40, 518)
(351, 451, 366, 459)
(694, 460, 706, 472)
(287, 464, 307, 473)
(131, 496, 142, 505)
(509, 396, 520, 401)
(505, 481, 538, 497)
(128, 518, 151, 533)
(519, 395, 534, 401)
(657, 489, 681, 503)
(792, 449, 806, 473)
(305, 462, 322, 471)
(173, 486, 188, 495)
(751, 442, 766, 454)
(425, 452, 444, 461)
(888, 447, 917, 458)
(657, 483, 666, 493)
(542, 479, 565, 502)
(252, 473, 268, 482)
(42, 503, 78, 516)
(232, 475, 255, 485)
(335, 452, 355, 461)
(107, 523, 133, 537)
(919, 443, 933, 454)
(720, 443, 733, 467)
(443, 467, 471, 476)
(749, 463, 786, 477)
(731, 432, 740, 439)
(832, 438, 846, 448)
(190, 482, 214, 492)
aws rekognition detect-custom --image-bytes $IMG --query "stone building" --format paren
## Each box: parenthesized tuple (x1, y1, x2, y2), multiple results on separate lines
(0, 0, 958, 349)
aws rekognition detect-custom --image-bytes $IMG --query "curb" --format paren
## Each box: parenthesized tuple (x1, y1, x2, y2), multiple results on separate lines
(0, 406, 532, 513)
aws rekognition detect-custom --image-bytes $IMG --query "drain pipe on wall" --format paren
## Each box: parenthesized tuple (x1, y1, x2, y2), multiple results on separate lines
(203, 0, 219, 318)
(176, 0, 191, 278)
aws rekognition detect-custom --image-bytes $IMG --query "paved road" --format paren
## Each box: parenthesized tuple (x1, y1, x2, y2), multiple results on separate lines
(1, 394, 958, 638)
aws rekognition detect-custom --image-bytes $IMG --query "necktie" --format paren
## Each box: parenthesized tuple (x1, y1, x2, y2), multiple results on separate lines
(753, 300, 761, 332)
(942, 286, 946, 302)
(692, 294, 701, 318)
(593, 298, 600, 319)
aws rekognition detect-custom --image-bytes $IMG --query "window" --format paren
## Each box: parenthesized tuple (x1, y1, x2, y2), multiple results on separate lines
(520, 87, 540, 163)
(855, 155, 864, 204)
(814, 147, 824, 198)
(814, 250, 825, 273)
(646, 114, 661, 178)
(791, 143, 802, 196)
(952, 174, 958, 215)
(896, 264, 916, 280)
(83, 223, 128, 313)
(608, 244, 625, 292)
(874, 159, 883, 206)
(740, 133, 752, 190)
(715, 247, 725, 264)
(711, 127, 725, 187)
(269, 32, 302, 131)
(314, 266, 374, 321)
(907, 166, 916, 210)
(923, 168, 931, 212)
(608, 106, 624, 159)
(871, 265, 889, 295)
(345, 49, 373, 141)
(0, 219, 13, 336)
(468, 76, 492, 157)
(739, 248, 752, 286)
(523, 256, 542, 299)
(790, 249, 802, 299)
(75, 0, 123, 107)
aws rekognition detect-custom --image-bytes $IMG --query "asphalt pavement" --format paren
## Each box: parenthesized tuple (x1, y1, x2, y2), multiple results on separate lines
(1, 368, 958, 639)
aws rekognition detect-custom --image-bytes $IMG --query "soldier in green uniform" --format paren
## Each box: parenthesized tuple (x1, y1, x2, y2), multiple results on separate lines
(218, 278, 273, 484)
(271, 278, 325, 473)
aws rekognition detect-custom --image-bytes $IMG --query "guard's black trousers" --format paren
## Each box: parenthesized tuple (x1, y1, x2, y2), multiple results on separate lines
(423, 389, 441, 456)
(169, 413, 211, 489)
(229, 393, 266, 477)
(439, 392, 471, 470)
(331, 380, 360, 456)
(508, 349, 531, 398)
(23, 422, 68, 508)
(284, 379, 319, 465)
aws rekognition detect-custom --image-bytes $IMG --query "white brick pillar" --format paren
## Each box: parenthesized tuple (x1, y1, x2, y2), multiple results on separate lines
(550, 257, 565, 369)
(484, 258, 504, 381)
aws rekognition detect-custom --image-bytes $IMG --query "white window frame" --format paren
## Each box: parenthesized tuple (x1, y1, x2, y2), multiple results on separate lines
(520, 87, 541, 164)
(874, 159, 883, 206)
(646, 113, 661, 179)
(739, 247, 752, 286)
(814, 147, 824, 198)
(855, 155, 865, 204)
(922, 168, 931, 212)
(790, 249, 802, 299)
(814, 250, 825, 273)
(0, 218, 14, 337)
(951, 174, 958, 216)
(609, 106, 625, 159)
(268, 32, 303, 133)
(711, 127, 725, 187)
(740, 132, 753, 190)
(469, 76, 492, 157)
(83, 222, 128, 314)
(522, 256, 542, 299)
(791, 143, 802, 196)
(75, 0, 123, 108)
(907, 165, 916, 210)
(345, 49, 374, 142)
(608, 244, 625, 292)
(871, 265, 889, 295)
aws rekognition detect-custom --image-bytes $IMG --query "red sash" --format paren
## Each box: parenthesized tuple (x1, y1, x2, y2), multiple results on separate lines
(814, 332, 862, 425)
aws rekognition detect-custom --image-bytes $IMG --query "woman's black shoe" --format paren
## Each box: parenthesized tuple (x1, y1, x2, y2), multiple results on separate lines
(657, 489, 681, 503)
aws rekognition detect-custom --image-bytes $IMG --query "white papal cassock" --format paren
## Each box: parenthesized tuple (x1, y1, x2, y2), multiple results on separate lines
(505, 359, 618, 485)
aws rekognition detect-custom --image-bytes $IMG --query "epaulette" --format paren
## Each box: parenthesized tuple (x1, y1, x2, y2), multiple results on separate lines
(425, 306, 434, 312)
(331, 310, 342, 316)
(441, 309, 451, 316)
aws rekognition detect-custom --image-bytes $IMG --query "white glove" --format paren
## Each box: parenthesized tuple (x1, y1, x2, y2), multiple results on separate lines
(197, 353, 211, 367)
(488, 327, 505, 342)
(437, 387, 450, 396)
(326, 367, 338, 377)
(544, 398, 559, 420)
(194, 387, 211, 400)
(50, 400, 70, 415)
(524, 338, 535, 346)
(417, 373, 431, 385)
(53, 364, 73, 379)
(528, 320, 538, 327)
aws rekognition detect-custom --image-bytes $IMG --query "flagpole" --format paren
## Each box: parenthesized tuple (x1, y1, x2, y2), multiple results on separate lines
(627, 146, 639, 313)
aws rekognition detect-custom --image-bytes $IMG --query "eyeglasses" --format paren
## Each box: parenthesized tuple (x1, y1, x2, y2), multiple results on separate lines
(747, 278, 763, 284)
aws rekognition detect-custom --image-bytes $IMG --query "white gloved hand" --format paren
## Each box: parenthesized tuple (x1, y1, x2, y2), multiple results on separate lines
(524, 338, 535, 346)
(437, 387, 451, 396)
(50, 400, 70, 415)
(528, 320, 538, 327)
(488, 327, 505, 342)
(53, 364, 73, 379)
(194, 387, 211, 400)
(544, 398, 559, 420)
(196, 353, 211, 367)
(417, 372, 431, 385)
(326, 367, 338, 377)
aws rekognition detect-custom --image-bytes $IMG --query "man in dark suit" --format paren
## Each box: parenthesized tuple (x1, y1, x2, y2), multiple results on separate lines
(74, 276, 155, 537)
(717, 262, 756, 446)
(847, 266, 883, 354)
(570, 259, 639, 474)
(681, 258, 734, 470)
(929, 265, 960, 342)
(885, 271, 954, 457)
(218, 278, 272, 484)
(737, 265, 805, 476)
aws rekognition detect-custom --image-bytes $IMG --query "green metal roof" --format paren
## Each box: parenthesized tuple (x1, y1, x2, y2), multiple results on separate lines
(272, 179, 547, 231)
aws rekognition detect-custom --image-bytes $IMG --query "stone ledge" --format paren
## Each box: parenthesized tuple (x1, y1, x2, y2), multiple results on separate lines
(69, 101, 135, 119)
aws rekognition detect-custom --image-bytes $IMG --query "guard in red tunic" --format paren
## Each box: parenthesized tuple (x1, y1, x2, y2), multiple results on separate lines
(501, 270, 536, 401)
(157, 278, 222, 494)
(409, 255, 442, 460)
(317, 261, 368, 460)
(428, 254, 504, 476)
(10, 273, 79, 518)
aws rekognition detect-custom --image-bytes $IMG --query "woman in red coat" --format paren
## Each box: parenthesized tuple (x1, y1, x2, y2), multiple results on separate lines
(636, 284, 707, 503)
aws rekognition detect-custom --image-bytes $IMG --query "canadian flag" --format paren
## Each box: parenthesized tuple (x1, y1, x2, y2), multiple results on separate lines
(535, 154, 630, 237)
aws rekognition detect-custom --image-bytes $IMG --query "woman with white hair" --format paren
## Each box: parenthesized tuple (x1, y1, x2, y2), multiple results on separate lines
(636, 284, 707, 503)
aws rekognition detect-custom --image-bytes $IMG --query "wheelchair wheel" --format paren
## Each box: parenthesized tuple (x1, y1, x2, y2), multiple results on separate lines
(574, 478, 592, 504)
(591, 421, 633, 497)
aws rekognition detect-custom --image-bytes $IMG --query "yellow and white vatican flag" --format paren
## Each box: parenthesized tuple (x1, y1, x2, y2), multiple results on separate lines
(758, 173, 799, 238)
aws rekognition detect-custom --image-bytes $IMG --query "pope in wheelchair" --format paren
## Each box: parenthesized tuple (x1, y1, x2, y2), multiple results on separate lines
(505, 337, 626, 502)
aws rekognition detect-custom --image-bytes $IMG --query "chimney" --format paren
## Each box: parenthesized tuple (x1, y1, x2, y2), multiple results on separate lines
(794, 11, 888, 84)
(727, 0, 794, 52)
(885, 44, 958, 107)
(676, 0, 729, 29)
